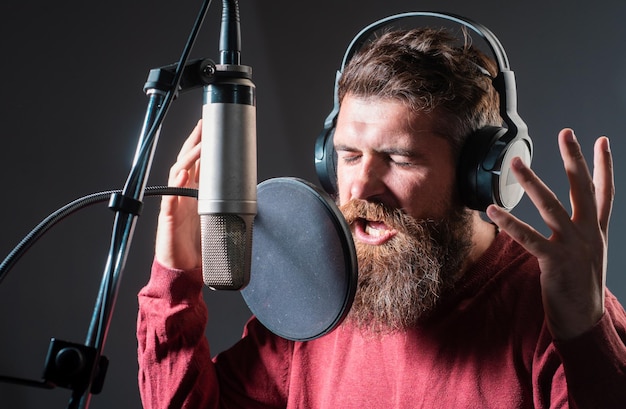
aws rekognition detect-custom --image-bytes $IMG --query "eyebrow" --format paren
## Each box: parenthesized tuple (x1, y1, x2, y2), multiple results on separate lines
(334, 144, 356, 152)
(334, 144, 418, 158)
(380, 147, 417, 157)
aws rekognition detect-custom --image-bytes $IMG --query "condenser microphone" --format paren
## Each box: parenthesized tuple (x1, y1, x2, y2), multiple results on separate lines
(198, 0, 257, 290)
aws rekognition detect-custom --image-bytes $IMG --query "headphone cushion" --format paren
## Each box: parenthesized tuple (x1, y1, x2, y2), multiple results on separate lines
(458, 126, 531, 211)
(314, 126, 338, 196)
(458, 126, 507, 211)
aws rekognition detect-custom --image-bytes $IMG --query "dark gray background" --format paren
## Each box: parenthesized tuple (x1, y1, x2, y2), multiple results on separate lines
(1, 1, 624, 407)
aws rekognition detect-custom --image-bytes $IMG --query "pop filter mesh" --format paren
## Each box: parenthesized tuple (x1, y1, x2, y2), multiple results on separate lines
(241, 177, 357, 341)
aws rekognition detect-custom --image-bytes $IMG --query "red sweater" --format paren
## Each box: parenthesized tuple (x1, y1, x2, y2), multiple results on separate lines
(137, 232, 626, 408)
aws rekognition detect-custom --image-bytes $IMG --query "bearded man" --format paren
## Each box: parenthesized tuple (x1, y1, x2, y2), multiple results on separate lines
(137, 24, 626, 409)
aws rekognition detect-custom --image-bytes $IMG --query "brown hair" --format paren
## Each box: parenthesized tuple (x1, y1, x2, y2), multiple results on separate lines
(337, 27, 501, 154)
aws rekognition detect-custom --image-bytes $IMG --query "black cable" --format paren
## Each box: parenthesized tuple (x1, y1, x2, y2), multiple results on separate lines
(0, 186, 198, 285)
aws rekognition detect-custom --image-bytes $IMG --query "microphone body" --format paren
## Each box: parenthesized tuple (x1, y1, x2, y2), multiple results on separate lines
(199, 64, 256, 290)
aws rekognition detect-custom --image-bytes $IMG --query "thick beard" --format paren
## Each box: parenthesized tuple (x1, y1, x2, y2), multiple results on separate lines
(340, 199, 473, 333)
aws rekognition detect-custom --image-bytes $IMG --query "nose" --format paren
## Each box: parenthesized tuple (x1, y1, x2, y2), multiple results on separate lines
(346, 156, 387, 202)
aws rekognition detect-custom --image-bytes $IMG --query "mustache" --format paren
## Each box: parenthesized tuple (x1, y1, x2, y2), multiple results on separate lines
(339, 199, 433, 234)
(341, 199, 403, 227)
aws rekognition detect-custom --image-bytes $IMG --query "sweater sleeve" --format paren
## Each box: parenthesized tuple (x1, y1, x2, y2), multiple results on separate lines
(554, 291, 626, 409)
(137, 259, 219, 409)
(212, 317, 292, 408)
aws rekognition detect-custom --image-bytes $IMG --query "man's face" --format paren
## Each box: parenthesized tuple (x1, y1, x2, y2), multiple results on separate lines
(333, 95, 472, 331)
(334, 95, 458, 232)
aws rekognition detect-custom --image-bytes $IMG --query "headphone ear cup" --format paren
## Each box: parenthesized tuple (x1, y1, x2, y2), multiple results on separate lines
(458, 126, 531, 211)
(458, 126, 503, 211)
(314, 125, 338, 196)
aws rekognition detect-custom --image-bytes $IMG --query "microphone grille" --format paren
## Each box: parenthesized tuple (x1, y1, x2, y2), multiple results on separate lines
(200, 214, 253, 290)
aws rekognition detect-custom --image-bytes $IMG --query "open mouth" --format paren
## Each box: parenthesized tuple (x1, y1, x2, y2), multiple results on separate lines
(353, 218, 398, 245)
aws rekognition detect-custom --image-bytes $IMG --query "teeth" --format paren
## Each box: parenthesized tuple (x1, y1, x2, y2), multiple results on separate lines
(365, 224, 384, 237)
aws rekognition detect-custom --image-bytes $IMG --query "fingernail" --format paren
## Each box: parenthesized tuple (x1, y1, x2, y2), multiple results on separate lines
(511, 156, 525, 169)
(486, 205, 500, 220)
(566, 130, 577, 143)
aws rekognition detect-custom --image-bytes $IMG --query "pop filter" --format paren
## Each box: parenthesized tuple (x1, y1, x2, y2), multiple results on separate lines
(241, 177, 357, 341)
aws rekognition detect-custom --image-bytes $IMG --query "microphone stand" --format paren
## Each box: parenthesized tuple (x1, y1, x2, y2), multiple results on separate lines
(0, 1, 248, 407)
(70, 91, 166, 409)
(43, 1, 214, 408)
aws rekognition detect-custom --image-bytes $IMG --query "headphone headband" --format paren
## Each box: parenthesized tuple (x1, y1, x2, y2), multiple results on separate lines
(340, 12, 510, 72)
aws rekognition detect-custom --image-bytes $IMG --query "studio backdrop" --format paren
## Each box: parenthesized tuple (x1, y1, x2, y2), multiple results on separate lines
(0, 1, 624, 408)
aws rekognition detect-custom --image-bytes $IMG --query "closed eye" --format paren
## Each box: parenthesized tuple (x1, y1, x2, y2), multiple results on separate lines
(335, 145, 361, 165)
(387, 149, 422, 168)
(389, 155, 415, 167)
(339, 153, 361, 165)
(335, 145, 424, 168)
